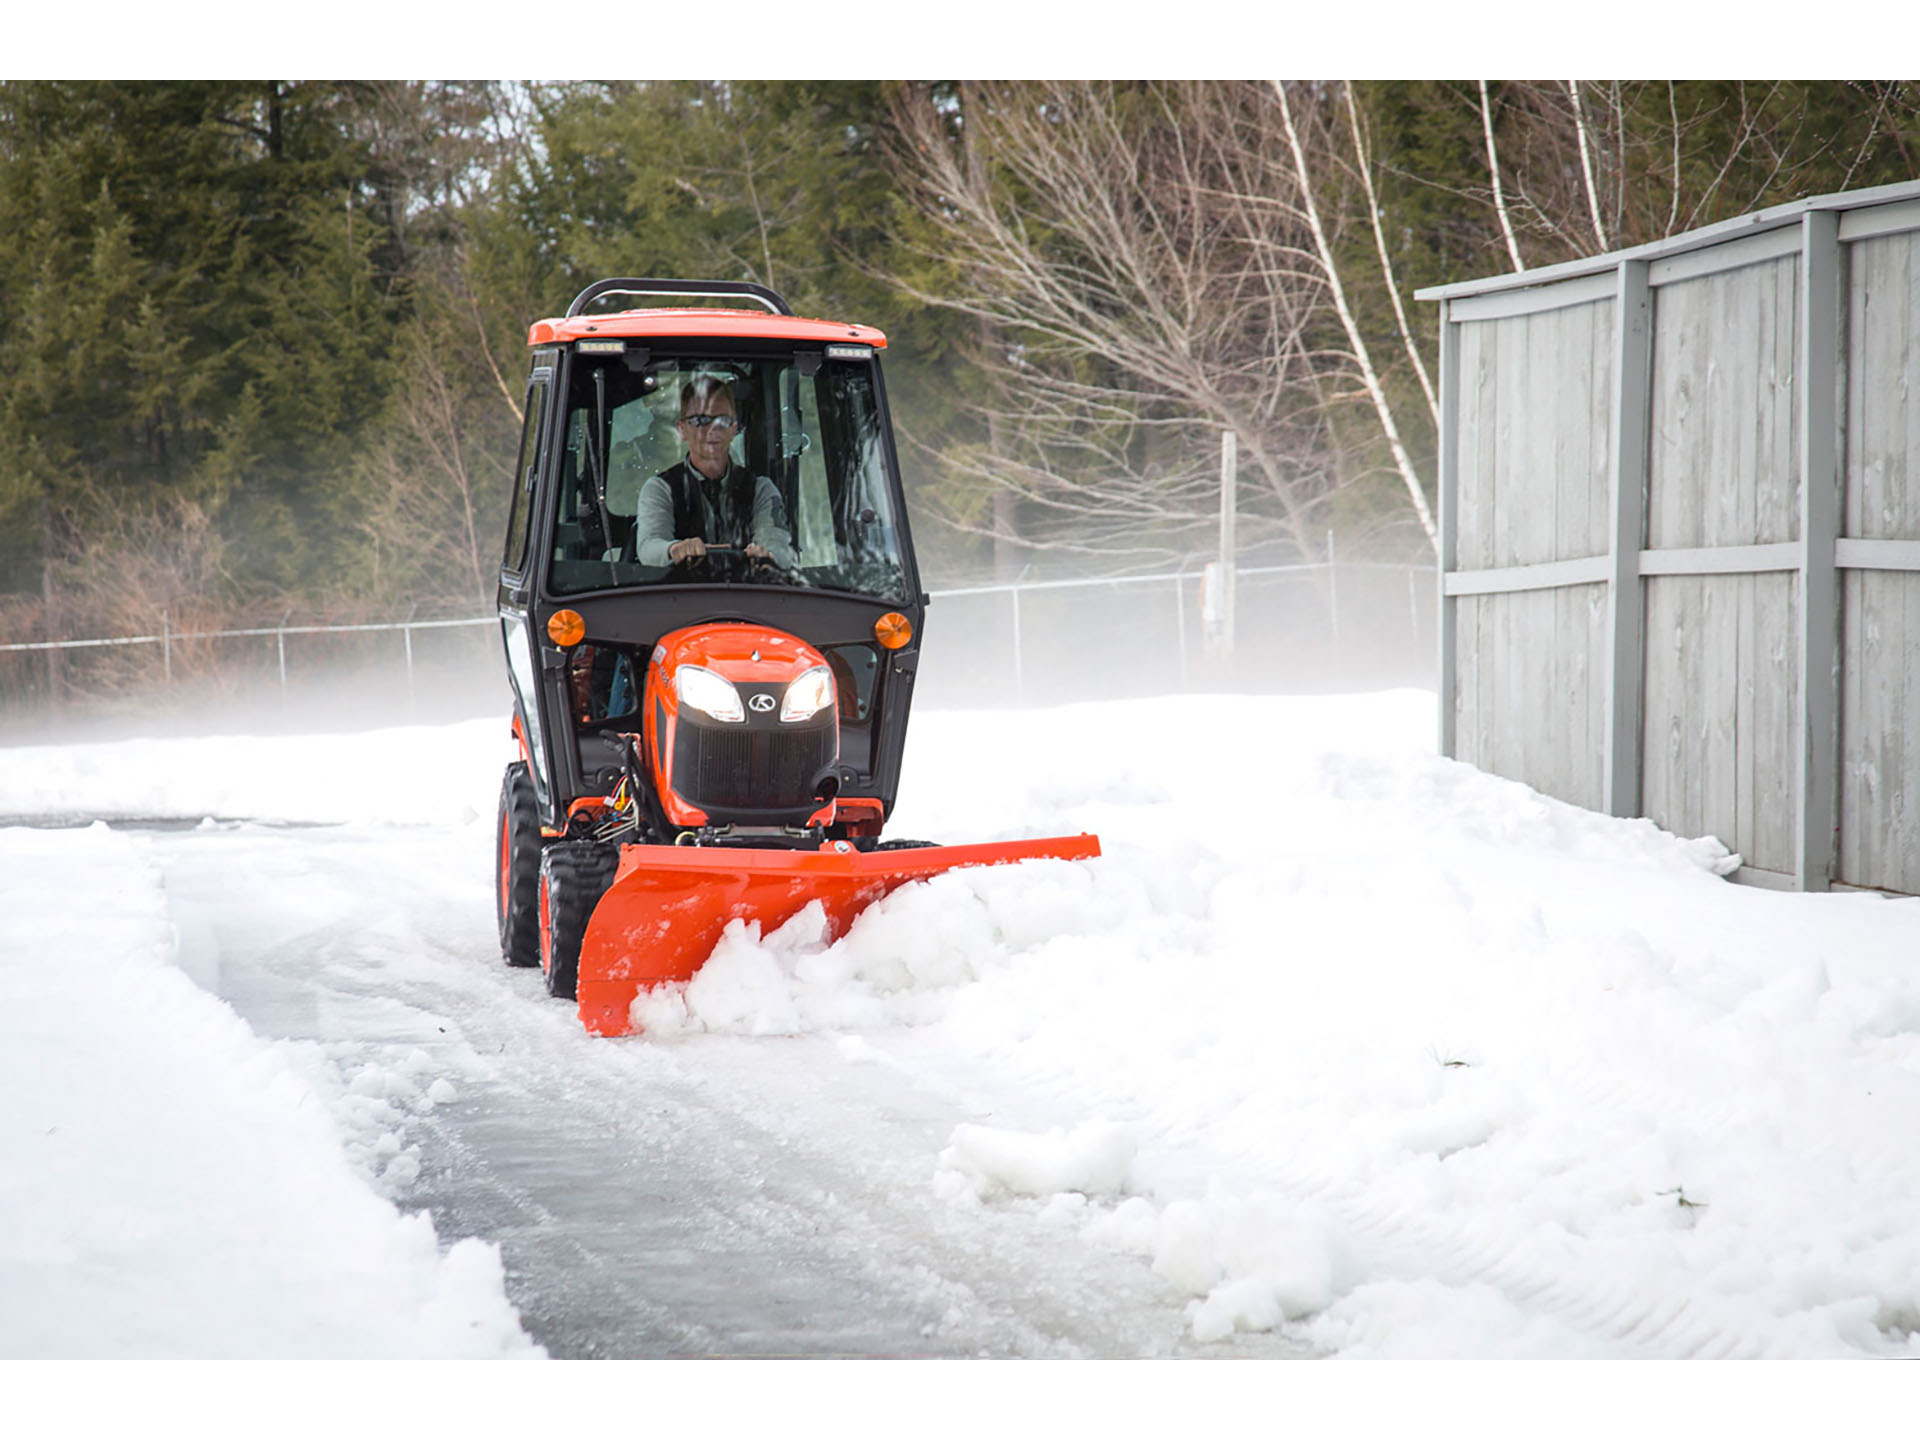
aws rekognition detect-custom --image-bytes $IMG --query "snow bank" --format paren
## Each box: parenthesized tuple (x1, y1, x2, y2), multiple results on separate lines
(0, 824, 539, 1358)
(0, 718, 513, 827)
(8, 690, 1920, 1359)
(623, 692, 1920, 1358)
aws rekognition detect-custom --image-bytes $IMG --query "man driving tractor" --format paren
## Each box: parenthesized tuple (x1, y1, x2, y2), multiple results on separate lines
(626, 374, 797, 573)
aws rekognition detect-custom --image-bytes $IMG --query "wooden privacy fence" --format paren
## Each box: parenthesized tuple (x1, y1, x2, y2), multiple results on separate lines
(1419, 178, 1920, 894)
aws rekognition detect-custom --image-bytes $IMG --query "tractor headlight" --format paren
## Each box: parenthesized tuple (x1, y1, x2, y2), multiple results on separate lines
(676, 665, 744, 723)
(780, 665, 834, 723)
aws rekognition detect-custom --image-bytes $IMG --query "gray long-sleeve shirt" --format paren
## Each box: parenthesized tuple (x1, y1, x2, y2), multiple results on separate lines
(629, 464, 796, 569)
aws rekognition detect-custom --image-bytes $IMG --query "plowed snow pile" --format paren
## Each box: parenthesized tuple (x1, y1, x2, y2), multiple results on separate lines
(0, 823, 539, 1358)
(5, 691, 1920, 1358)
(639, 695, 1920, 1358)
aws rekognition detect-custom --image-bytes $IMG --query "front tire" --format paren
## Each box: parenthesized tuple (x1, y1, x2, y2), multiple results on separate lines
(539, 842, 620, 1000)
(497, 762, 544, 968)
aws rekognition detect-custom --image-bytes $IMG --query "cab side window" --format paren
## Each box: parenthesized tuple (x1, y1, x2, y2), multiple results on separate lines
(503, 373, 551, 572)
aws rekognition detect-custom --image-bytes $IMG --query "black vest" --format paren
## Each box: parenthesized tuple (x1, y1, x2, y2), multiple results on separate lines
(626, 460, 759, 569)
(659, 460, 756, 555)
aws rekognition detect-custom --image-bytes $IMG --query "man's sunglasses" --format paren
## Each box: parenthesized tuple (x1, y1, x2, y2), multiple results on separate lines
(680, 414, 739, 431)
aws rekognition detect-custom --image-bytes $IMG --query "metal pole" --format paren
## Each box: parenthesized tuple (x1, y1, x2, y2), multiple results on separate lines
(1437, 301, 1461, 761)
(1174, 574, 1188, 688)
(41, 501, 58, 711)
(403, 624, 415, 696)
(1219, 431, 1237, 664)
(162, 610, 172, 684)
(1327, 529, 1339, 641)
(1010, 585, 1024, 704)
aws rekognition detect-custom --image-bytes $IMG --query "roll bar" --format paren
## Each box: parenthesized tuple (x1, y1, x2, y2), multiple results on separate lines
(566, 277, 793, 319)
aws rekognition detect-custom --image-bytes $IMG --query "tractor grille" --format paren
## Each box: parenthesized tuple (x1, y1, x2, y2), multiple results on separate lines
(674, 716, 835, 812)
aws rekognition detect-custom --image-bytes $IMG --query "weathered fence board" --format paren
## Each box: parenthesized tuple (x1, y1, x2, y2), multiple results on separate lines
(1841, 571, 1919, 890)
(1637, 255, 1803, 874)
(1455, 299, 1614, 571)
(1647, 257, 1801, 552)
(1453, 583, 1607, 813)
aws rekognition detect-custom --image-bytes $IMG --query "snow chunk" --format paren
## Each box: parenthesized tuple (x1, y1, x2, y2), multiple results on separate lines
(1154, 1198, 1338, 1338)
(936, 1121, 1135, 1200)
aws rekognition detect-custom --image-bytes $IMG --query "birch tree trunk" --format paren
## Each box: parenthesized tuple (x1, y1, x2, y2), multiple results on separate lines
(1273, 81, 1438, 554)
(1346, 82, 1438, 425)
(1480, 80, 1527, 271)
(1567, 80, 1611, 251)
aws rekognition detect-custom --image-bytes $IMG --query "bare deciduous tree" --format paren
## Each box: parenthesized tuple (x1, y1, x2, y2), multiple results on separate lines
(0, 488, 234, 696)
(1452, 81, 1920, 265)
(885, 80, 1399, 569)
(1273, 82, 1436, 552)
(352, 315, 516, 612)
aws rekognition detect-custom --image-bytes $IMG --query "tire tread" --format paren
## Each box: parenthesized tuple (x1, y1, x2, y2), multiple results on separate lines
(497, 762, 544, 968)
(540, 842, 619, 1000)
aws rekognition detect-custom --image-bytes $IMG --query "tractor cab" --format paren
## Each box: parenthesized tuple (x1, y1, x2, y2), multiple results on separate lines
(498, 279, 927, 850)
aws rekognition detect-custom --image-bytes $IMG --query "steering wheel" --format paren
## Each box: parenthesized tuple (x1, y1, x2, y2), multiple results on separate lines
(744, 551, 799, 584)
(671, 544, 794, 584)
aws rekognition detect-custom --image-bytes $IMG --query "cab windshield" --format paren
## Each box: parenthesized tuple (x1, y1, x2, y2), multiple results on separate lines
(545, 352, 910, 602)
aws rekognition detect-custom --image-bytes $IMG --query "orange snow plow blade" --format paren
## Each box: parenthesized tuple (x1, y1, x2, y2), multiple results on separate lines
(574, 834, 1102, 1036)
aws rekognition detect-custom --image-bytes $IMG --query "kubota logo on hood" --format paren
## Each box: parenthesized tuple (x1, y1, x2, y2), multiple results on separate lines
(748, 693, 775, 712)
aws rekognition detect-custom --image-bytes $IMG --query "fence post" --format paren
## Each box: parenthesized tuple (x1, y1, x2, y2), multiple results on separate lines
(1605, 259, 1651, 820)
(1437, 301, 1461, 760)
(1798, 210, 1841, 891)
(403, 624, 415, 698)
(161, 610, 172, 684)
(1009, 585, 1024, 704)
(1326, 529, 1339, 641)
(276, 611, 290, 698)
(1210, 431, 1237, 664)
(1173, 573, 1188, 688)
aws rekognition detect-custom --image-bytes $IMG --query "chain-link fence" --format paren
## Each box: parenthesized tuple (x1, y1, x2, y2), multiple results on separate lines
(1, 561, 1437, 739)
(914, 561, 1436, 708)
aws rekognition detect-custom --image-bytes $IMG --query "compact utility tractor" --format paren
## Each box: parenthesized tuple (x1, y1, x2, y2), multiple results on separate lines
(494, 278, 1100, 1035)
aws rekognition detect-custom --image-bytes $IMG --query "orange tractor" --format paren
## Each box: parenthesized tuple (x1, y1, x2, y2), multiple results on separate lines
(494, 279, 1099, 1035)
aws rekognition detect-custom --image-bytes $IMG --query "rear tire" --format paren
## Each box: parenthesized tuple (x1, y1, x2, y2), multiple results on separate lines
(539, 842, 620, 1001)
(497, 762, 544, 968)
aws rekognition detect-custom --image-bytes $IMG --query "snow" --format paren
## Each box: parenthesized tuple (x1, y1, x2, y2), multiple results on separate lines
(936, 1120, 1138, 1200)
(4, 691, 1920, 1361)
(0, 820, 539, 1359)
(0, 719, 510, 827)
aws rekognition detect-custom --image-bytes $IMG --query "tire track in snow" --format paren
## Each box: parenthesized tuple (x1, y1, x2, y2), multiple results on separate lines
(147, 820, 1303, 1358)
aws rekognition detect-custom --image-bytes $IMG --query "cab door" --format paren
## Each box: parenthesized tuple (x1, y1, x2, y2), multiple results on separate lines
(498, 361, 557, 818)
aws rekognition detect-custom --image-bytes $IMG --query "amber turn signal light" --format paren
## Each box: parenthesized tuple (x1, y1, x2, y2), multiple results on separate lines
(874, 612, 912, 650)
(547, 609, 586, 648)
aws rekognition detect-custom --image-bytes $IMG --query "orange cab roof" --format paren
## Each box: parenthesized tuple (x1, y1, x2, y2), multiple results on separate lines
(527, 308, 888, 349)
